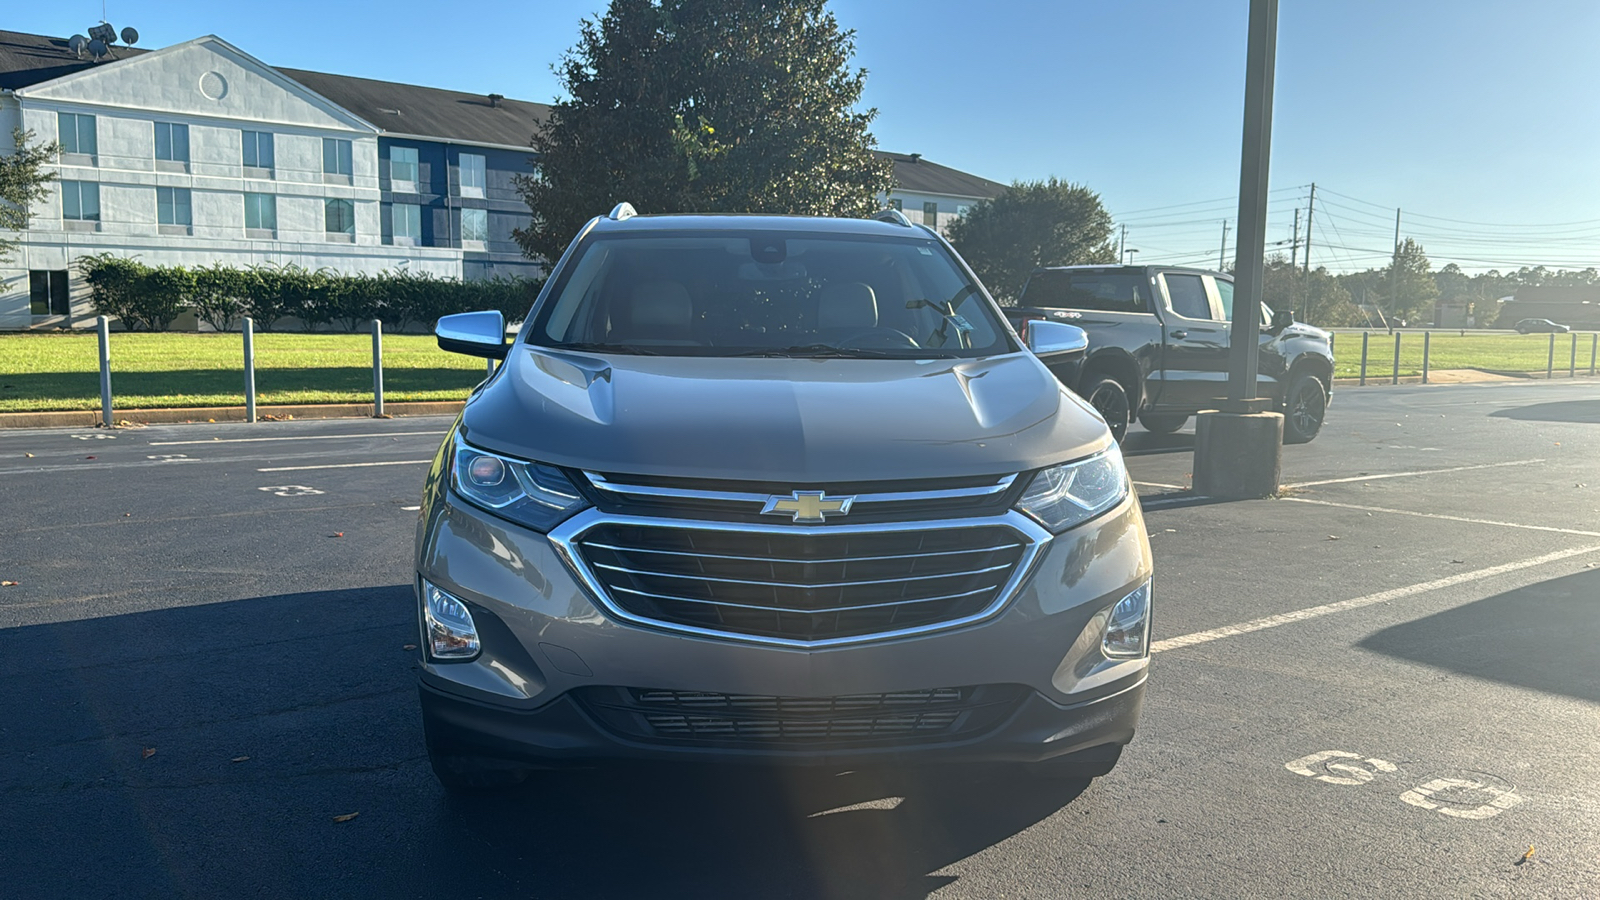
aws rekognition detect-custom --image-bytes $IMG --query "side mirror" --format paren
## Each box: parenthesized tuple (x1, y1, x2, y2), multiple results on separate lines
(437, 311, 508, 359)
(1270, 309, 1295, 332)
(1026, 320, 1089, 357)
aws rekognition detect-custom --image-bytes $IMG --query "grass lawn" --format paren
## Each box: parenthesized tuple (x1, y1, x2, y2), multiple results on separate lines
(1329, 331, 1598, 380)
(0, 332, 490, 412)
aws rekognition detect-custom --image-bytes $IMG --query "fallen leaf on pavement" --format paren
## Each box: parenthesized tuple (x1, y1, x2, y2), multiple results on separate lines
(1326, 535, 1340, 541)
(331, 532, 345, 538)
(85, 456, 95, 460)
(1, 581, 18, 587)
(1516, 846, 1535, 866)
(1450, 559, 1465, 564)
(403, 644, 417, 651)
(24, 453, 33, 458)
(231, 756, 251, 763)
(332, 812, 360, 823)
(142, 747, 156, 759)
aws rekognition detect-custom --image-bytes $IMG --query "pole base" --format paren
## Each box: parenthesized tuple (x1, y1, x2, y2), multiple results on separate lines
(1192, 410, 1283, 499)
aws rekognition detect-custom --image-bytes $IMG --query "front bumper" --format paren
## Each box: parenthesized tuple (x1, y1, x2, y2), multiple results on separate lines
(415, 487, 1152, 767)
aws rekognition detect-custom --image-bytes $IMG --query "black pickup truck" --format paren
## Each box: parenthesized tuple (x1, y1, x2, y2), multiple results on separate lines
(1008, 265, 1334, 443)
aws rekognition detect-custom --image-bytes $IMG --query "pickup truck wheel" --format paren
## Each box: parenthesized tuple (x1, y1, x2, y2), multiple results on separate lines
(1082, 377, 1131, 442)
(1138, 413, 1188, 435)
(1283, 373, 1328, 444)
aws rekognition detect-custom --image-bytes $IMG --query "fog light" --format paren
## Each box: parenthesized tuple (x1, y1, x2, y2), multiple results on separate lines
(423, 582, 480, 661)
(1102, 581, 1151, 659)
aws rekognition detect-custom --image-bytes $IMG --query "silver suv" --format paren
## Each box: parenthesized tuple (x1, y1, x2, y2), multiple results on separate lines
(415, 206, 1153, 790)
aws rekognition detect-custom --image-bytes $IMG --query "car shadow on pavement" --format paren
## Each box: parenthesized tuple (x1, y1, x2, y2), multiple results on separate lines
(1121, 431, 1196, 457)
(1358, 568, 1600, 704)
(1, 585, 1092, 900)
(1488, 398, 1600, 424)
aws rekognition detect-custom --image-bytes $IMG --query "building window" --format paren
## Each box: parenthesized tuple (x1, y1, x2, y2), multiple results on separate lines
(154, 122, 189, 165)
(58, 112, 96, 158)
(61, 180, 100, 222)
(391, 203, 421, 244)
(244, 192, 276, 235)
(459, 153, 486, 198)
(461, 207, 488, 246)
(157, 187, 192, 231)
(242, 130, 275, 171)
(923, 201, 939, 227)
(29, 270, 71, 317)
(390, 146, 418, 191)
(325, 198, 356, 238)
(889, 198, 903, 211)
(956, 205, 971, 218)
(322, 138, 353, 180)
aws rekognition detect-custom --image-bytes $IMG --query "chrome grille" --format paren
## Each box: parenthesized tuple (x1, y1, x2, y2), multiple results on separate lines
(575, 685, 1028, 747)
(567, 521, 1031, 643)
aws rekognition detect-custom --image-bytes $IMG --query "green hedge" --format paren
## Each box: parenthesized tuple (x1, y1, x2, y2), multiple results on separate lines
(75, 255, 544, 333)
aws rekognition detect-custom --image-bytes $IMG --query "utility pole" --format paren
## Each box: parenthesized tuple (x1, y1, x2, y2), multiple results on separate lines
(1119, 223, 1127, 261)
(1303, 183, 1315, 274)
(1388, 208, 1402, 333)
(1290, 207, 1300, 269)
(1219, 220, 1229, 270)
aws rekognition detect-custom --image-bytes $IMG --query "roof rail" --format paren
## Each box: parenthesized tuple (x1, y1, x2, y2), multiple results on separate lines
(873, 208, 912, 227)
(608, 202, 638, 221)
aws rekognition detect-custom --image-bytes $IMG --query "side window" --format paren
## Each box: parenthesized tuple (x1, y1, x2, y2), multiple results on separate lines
(1024, 271, 1148, 313)
(1213, 277, 1234, 320)
(1162, 273, 1213, 320)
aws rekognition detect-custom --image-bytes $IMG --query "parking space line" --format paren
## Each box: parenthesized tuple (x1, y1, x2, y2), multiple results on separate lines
(257, 460, 432, 472)
(1286, 459, 1543, 489)
(1135, 480, 1187, 490)
(149, 431, 446, 446)
(1281, 497, 1600, 538)
(1150, 544, 1600, 654)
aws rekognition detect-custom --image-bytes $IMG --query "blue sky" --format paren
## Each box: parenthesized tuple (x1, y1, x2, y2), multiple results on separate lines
(13, 0, 1600, 272)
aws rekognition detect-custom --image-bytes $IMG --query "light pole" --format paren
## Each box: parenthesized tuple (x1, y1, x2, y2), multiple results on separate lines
(1191, 0, 1283, 500)
(1124, 248, 1140, 266)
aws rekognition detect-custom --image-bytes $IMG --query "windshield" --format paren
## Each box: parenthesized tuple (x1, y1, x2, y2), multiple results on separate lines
(527, 231, 1014, 358)
(1215, 278, 1276, 323)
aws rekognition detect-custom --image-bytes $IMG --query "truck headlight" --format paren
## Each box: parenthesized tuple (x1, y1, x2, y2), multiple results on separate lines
(423, 582, 480, 661)
(1103, 581, 1151, 659)
(1014, 446, 1128, 532)
(451, 433, 589, 532)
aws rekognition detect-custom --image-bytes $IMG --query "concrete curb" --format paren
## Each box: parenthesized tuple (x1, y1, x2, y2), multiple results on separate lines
(0, 401, 465, 429)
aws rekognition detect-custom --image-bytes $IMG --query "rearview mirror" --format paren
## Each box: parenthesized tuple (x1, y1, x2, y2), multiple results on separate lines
(437, 311, 509, 359)
(1026, 320, 1089, 357)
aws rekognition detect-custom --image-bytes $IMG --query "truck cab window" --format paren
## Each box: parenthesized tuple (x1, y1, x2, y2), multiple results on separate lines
(1162, 273, 1212, 320)
(1023, 271, 1148, 312)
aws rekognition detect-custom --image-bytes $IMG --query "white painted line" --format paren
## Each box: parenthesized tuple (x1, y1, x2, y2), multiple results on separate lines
(1134, 480, 1187, 490)
(401, 506, 421, 511)
(1151, 544, 1600, 654)
(1400, 778, 1524, 820)
(1286, 458, 1544, 488)
(257, 460, 432, 472)
(150, 430, 446, 446)
(1282, 497, 1600, 538)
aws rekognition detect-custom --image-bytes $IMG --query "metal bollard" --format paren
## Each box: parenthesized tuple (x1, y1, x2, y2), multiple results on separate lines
(1547, 333, 1555, 379)
(1392, 332, 1401, 384)
(1422, 332, 1430, 384)
(96, 315, 113, 427)
(1570, 332, 1578, 377)
(1591, 333, 1598, 376)
(243, 317, 257, 423)
(372, 319, 385, 417)
(1359, 333, 1369, 385)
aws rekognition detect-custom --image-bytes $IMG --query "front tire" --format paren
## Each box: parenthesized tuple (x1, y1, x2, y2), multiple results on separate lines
(1081, 376, 1131, 442)
(1138, 413, 1188, 435)
(1282, 373, 1328, 444)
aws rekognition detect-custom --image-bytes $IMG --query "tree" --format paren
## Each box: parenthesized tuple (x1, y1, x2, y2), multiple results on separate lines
(944, 178, 1117, 303)
(1261, 256, 1362, 327)
(515, 0, 893, 263)
(0, 128, 60, 263)
(1382, 238, 1439, 324)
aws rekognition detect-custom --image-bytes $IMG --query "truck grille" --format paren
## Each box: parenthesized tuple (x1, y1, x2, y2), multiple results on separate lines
(576, 685, 1027, 747)
(566, 521, 1032, 644)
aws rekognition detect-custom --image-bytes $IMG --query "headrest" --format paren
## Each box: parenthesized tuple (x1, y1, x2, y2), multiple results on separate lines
(629, 281, 692, 329)
(817, 281, 878, 330)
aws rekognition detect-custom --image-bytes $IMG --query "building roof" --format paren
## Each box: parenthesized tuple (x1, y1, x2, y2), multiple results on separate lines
(874, 151, 1008, 201)
(277, 68, 547, 150)
(0, 28, 547, 150)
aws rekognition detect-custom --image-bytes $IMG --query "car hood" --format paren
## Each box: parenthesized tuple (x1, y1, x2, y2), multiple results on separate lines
(458, 347, 1112, 482)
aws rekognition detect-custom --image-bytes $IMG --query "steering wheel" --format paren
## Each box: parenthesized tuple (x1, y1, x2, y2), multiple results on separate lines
(827, 327, 920, 350)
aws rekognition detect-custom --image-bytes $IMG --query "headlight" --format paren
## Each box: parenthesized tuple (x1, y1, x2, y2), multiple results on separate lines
(1014, 446, 1128, 532)
(1102, 581, 1151, 659)
(423, 581, 481, 661)
(451, 432, 589, 532)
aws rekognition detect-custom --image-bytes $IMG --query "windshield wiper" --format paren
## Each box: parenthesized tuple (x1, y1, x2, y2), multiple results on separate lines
(544, 342, 662, 356)
(729, 344, 916, 359)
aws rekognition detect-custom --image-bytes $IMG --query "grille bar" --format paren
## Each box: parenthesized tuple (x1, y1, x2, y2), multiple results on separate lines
(590, 560, 1015, 589)
(583, 541, 1016, 567)
(610, 584, 995, 615)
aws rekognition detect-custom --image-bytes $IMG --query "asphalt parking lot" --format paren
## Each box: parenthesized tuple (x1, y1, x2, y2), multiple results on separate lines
(3, 378, 1599, 899)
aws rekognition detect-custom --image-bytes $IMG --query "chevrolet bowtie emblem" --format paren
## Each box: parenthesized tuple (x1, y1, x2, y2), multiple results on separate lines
(761, 490, 854, 523)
